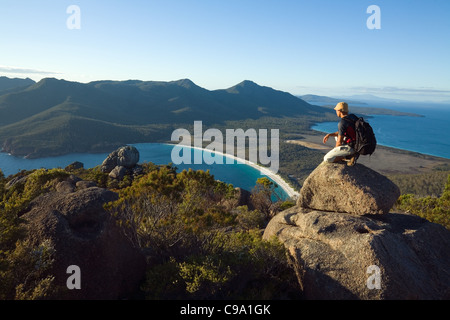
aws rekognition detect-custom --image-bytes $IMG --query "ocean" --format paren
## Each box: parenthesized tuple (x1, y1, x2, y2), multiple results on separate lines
(0, 143, 290, 200)
(311, 103, 450, 159)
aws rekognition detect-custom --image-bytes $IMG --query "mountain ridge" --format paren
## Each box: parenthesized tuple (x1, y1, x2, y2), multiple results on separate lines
(0, 76, 35, 94)
(0, 77, 331, 158)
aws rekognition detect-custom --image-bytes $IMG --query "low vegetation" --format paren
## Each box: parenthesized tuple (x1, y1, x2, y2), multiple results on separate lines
(395, 173, 450, 229)
(388, 170, 450, 198)
(0, 164, 299, 300)
(0, 168, 67, 299)
(104, 165, 299, 299)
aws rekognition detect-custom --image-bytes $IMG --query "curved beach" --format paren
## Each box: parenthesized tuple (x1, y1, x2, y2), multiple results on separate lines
(168, 143, 299, 199)
(239, 159, 300, 199)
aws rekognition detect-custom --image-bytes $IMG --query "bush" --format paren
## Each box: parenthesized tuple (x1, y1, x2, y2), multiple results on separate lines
(1, 168, 69, 215)
(107, 166, 300, 299)
(141, 231, 300, 300)
(396, 174, 450, 229)
(0, 169, 63, 300)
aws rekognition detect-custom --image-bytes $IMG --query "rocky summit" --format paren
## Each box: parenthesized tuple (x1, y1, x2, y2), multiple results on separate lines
(297, 162, 400, 215)
(264, 162, 450, 299)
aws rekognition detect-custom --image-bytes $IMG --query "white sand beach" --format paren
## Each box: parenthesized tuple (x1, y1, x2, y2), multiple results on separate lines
(167, 143, 299, 199)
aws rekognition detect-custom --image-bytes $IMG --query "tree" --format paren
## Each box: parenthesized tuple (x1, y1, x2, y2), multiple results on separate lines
(250, 177, 282, 219)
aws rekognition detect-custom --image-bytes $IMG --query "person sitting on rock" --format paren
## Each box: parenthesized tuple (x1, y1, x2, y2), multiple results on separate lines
(322, 102, 359, 166)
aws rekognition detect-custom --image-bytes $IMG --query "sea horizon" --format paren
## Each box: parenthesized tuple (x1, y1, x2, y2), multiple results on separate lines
(311, 103, 450, 160)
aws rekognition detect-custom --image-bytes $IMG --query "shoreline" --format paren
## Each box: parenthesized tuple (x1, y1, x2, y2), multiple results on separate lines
(166, 143, 299, 199)
(1, 142, 299, 198)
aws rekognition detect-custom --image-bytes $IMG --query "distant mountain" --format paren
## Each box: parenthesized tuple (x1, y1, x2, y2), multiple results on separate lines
(298, 93, 423, 117)
(299, 94, 367, 106)
(0, 76, 35, 94)
(0, 78, 331, 158)
(300, 93, 428, 106)
(340, 94, 444, 105)
(341, 94, 409, 104)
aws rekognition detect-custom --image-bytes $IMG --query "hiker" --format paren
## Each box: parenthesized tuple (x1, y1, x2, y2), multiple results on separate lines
(322, 102, 359, 166)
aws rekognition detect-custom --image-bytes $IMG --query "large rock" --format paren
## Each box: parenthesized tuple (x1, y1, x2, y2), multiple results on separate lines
(263, 207, 450, 300)
(22, 186, 146, 300)
(109, 166, 127, 180)
(101, 145, 140, 173)
(297, 162, 400, 215)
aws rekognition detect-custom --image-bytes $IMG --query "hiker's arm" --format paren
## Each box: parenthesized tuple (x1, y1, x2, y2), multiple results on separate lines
(335, 134, 345, 147)
(323, 132, 338, 144)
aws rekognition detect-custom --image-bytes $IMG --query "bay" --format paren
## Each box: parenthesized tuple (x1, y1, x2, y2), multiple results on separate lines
(311, 103, 450, 159)
(0, 143, 290, 200)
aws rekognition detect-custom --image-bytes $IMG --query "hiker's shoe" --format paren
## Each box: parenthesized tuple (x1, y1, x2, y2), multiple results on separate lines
(346, 154, 358, 166)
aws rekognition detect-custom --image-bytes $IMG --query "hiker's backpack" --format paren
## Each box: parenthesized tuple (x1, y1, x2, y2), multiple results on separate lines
(345, 116, 377, 155)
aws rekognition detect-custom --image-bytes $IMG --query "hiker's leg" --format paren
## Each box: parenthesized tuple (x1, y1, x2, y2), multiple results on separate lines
(341, 146, 358, 165)
(324, 146, 354, 163)
(324, 146, 346, 163)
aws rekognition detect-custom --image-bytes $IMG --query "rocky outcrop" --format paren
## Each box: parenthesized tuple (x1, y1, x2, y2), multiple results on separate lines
(298, 163, 400, 215)
(264, 207, 450, 299)
(22, 183, 146, 300)
(65, 161, 84, 171)
(101, 145, 140, 174)
(263, 162, 450, 299)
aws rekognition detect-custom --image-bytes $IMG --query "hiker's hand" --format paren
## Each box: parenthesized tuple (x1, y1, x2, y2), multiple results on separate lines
(323, 134, 329, 144)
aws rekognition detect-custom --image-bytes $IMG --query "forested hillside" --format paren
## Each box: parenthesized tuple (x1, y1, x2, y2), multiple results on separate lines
(0, 77, 333, 158)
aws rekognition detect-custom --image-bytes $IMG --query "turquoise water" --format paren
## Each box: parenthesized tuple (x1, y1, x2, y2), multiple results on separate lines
(0, 143, 289, 200)
(312, 104, 450, 159)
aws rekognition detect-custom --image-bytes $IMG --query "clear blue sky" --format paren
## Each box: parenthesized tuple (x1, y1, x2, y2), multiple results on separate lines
(1, 0, 449, 102)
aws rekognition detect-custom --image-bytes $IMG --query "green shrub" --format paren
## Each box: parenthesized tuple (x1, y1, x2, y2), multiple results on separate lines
(0, 169, 63, 300)
(235, 206, 266, 230)
(0, 238, 56, 300)
(141, 231, 300, 300)
(1, 168, 69, 215)
(107, 166, 300, 299)
(396, 174, 450, 229)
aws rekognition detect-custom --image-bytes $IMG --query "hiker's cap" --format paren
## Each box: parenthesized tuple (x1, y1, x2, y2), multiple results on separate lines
(334, 102, 349, 113)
